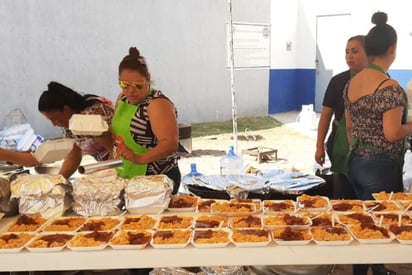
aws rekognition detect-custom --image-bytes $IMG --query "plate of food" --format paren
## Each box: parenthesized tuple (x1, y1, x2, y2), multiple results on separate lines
(372, 212, 412, 226)
(231, 228, 271, 247)
(210, 201, 258, 216)
(271, 227, 312, 245)
(388, 225, 412, 244)
(121, 215, 157, 230)
(372, 191, 412, 201)
(7, 214, 48, 233)
(78, 216, 122, 232)
(230, 198, 262, 212)
(0, 232, 35, 253)
(348, 224, 395, 244)
(42, 216, 86, 233)
(156, 215, 194, 230)
(311, 226, 353, 246)
(263, 213, 312, 229)
(263, 200, 295, 214)
(168, 195, 199, 212)
(230, 215, 263, 229)
(196, 199, 218, 213)
(191, 229, 230, 248)
(194, 215, 228, 229)
(331, 199, 364, 212)
(151, 229, 192, 248)
(109, 230, 152, 249)
(336, 212, 375, 225)
(301, 212, 335, 227)
(67, 231, 114, 251)
(296, 194, 330, 212)
(363, 200, 401, 212)
(25, 232, 74, 252)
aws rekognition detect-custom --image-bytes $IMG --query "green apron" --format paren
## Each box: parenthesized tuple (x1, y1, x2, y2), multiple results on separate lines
(111, 100, 148, 178)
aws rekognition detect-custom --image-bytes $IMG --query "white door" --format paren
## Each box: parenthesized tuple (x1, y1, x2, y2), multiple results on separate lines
(315, 14, 351, 112)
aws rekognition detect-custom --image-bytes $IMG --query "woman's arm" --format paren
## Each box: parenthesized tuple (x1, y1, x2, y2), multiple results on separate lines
(58, 144, 83, 178)
(0, 148, 41, 166)
(315, 106, 333, 165)
(383, 106, 412, 142)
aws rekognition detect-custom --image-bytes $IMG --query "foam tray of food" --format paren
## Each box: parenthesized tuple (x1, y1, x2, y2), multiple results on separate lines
(109, 230, 153, 249)
(191, 228, 231, 248)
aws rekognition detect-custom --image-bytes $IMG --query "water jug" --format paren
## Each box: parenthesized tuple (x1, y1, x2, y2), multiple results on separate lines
(296, 104, 317, 130)
(220, 146, 244, 175)
(182, 163, 204, 183)
(403, 149, 412, 192)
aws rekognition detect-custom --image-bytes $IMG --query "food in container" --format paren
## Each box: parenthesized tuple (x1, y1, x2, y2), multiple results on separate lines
(7, 214, 47, 232)
(230, 198, 262, 211)
(157, 215, 193, 229)
(263, 213, 311, 229)
(396, 200, 412, 212)
(42, 216, 86, 232)
(194, 215, 228, 229)
(300, 212, 334, 227)
(336, 212, 375, 225)
(210, 201, 257, 216)
(331, 199, 363, 212)
(68, 231, 114, 250)
(348, 223, 395, 244)
(168, 195, 199, 212)
(0, 232, 34, 252)
(296, 194, 330, 211)
(231, 228, 270, 247)
(372, 191, 412, 201)
(311, 226, 353, 245)
(25, 232, 74, 252)
(388, 225, 412, 244)
(363, 200, 401, 212)
(191, 229, 230, 248)
(110, 230, 152, 249)
(196, 199, 217, 213)
(271, 227, 312, 245)
(121, 215, 157, 230)
(373, 212, 412, 226)
(78, 217, 122, 231)
(151, 229, 192, 248)
(69, 114, 109, 136)
(230, 215, 262, 229)
(263, 200, 295, 213)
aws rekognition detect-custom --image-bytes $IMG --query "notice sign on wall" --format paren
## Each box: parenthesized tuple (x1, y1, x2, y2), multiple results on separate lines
(227, 23, 271, 68)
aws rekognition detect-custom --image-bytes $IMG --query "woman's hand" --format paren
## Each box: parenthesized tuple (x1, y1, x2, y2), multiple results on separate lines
(114, 136, 139, 163)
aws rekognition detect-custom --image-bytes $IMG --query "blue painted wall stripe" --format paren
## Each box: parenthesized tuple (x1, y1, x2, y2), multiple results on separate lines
(269, 69, 412, 114)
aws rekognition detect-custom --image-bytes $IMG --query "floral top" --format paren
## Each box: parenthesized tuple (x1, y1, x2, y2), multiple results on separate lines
(63, 97, 114, 161)
(344, 83, 407, 156)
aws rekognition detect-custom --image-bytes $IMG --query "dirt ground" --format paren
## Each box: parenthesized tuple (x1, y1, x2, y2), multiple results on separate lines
(178, 123, 412, 275)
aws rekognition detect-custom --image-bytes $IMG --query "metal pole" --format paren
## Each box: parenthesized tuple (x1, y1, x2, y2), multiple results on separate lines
(227, 0, 238, 153)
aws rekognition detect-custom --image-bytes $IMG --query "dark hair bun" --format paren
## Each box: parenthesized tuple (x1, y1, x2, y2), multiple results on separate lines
(371, 11, 388, 26)
(129, 47, 140, 57)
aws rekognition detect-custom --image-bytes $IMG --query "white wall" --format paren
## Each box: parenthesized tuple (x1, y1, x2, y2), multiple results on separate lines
(0, 0, 270, 139)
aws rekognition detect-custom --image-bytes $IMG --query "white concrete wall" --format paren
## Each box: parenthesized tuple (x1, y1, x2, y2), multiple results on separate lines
(0, 0, 270, 139)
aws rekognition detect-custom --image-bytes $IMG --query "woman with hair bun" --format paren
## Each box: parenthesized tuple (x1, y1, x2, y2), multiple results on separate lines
(112, 47, 181, 194)
(344, 11, 410, 275)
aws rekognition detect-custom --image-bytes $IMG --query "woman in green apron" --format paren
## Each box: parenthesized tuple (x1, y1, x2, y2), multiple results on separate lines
(112, 47, 181, 195)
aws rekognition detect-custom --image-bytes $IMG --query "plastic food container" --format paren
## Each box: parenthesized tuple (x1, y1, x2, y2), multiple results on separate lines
(69, 114, 108, 136)
(32, 138, 75, 164)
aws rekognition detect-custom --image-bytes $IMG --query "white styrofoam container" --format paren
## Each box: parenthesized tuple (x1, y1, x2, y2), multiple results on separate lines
(32, 138, 75, 164)
(69, 114, 109, 136)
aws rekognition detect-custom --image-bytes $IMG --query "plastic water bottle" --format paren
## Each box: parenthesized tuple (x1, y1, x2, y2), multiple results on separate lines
(220, 145, 244, 175)
(182, 163, 204, 182)
(403, 149, 412, 192)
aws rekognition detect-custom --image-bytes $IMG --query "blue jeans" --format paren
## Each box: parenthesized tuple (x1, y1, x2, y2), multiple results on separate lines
(347, 152, 403, 200)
